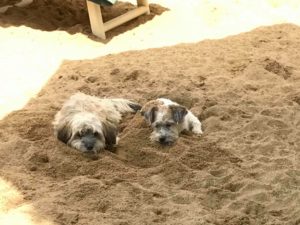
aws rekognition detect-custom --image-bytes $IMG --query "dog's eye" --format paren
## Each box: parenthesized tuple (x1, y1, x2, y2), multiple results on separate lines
(165, 122, 174, 128)
(94, 131, 99, 136)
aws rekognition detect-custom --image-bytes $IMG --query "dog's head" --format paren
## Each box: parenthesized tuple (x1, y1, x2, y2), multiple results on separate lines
(141, 101, 188, 145)
(55, 112, 117, 154)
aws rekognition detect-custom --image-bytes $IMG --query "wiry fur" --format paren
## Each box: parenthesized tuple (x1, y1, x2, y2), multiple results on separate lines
(141, 98, 202, 145)
(53, 92, 141, 153)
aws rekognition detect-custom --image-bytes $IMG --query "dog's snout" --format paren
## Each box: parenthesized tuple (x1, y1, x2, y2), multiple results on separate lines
(84, 142, 94, 150)
(82, 134, 96, 151)
(159, 136, 167, 143)
(86, 144, 94, 150)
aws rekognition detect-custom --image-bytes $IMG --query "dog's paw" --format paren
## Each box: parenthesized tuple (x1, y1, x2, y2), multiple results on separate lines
(192, 127, 203, 135)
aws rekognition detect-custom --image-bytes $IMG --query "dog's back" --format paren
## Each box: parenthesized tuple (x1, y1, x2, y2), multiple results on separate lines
(62, 92, 141, 124)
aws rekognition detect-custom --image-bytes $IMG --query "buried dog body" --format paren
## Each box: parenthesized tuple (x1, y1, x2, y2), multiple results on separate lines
(141, 98, 203, 145)
(53, 92, 141, 154)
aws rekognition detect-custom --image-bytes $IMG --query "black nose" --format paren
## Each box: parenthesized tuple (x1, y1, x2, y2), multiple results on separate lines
(85, 143, 94, 151)
(159, 136, 166, 143)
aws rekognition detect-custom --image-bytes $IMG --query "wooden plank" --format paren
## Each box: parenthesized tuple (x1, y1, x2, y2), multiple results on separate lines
(86, 0, 106, 39)
(104, 6, 148, 32)
(86, 0, 151, 39)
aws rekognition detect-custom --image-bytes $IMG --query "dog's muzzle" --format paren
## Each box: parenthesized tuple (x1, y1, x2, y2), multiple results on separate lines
(159, 136, 168, 144)
(158, 134, 175, 145)
(82, 134, 97, 151)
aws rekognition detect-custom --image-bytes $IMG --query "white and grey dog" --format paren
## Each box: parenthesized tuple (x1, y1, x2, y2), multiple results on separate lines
(141, 98, 202, 145)
(53, 92, 141, 154)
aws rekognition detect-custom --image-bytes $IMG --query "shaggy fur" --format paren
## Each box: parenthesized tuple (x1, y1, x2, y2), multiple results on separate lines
(53, 92, 141, 153)
(141, 98, 202, 145)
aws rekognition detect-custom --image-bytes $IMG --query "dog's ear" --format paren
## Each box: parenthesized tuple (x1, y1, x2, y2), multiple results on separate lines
(57, 122, 72, 144)
(142, 106, 158, 124)
(128, 103, 142, 112)
(102, 122, 118, 149)
(170, 105, 188, 123)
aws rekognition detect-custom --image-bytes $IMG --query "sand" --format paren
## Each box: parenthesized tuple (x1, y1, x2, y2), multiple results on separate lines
(1, 0, 300, 225)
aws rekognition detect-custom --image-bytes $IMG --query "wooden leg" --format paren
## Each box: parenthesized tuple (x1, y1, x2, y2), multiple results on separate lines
(137, 0, 150, 14)
(104, 7, 150, 31)
(86, 0, 106, 39)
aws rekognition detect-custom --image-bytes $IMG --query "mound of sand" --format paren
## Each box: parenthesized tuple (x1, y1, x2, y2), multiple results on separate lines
(0, 23, 299, 224)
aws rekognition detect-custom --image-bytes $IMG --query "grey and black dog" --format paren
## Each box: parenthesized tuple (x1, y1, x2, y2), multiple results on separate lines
(141, 98, 202, 145)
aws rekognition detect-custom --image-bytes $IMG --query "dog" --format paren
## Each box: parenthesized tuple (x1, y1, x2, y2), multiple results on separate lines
(53, 92, 141, 154)
(141, 98, 202, 145)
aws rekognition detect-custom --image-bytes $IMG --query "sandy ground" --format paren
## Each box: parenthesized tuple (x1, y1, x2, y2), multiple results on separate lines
(0, 0, 300, 225)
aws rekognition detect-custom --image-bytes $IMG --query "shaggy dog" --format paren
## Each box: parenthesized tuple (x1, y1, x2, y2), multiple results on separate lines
(141, 98, 202, 145)
(53, 92, 141, 153)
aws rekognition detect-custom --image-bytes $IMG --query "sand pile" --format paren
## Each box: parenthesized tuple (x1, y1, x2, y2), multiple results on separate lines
(0, 23, 299, 224)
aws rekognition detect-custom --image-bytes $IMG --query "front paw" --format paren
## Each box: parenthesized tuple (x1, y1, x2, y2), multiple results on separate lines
(193, 127, 203, 135)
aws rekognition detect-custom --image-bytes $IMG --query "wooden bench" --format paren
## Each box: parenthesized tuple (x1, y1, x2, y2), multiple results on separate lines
(86, 0, 150, 39)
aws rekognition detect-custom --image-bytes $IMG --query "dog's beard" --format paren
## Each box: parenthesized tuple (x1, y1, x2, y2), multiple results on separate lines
(69, 138, 105, 154)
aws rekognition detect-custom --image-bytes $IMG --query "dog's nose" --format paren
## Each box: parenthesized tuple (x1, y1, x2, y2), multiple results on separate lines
(85, 143, 94, 151)
(159, 136, 167, 143)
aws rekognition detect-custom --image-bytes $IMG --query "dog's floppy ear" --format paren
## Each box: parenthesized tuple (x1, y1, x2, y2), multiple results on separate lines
(102, 122, 118, 149)
(170, 105, 188, 123)
(142, 106, 158, 124)
(57, 122, 72, 144)
(128, 103, 142, 112)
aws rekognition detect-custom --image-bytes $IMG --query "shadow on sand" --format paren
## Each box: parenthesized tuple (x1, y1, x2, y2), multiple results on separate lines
(0, 0, 168, 42)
